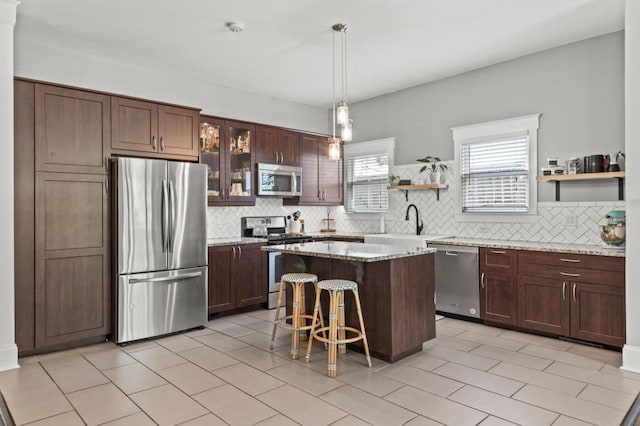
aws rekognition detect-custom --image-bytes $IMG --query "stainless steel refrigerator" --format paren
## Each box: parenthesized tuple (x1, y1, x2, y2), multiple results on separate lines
(113, 157, 208, 344)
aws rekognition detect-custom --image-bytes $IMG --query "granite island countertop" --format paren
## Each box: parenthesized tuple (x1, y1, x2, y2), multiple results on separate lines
(262, 241, 436, 262)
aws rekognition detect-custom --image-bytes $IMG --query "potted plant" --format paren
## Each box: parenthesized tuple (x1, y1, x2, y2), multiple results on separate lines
(388, 174, 399, 186)
(417, 156, 448, 184)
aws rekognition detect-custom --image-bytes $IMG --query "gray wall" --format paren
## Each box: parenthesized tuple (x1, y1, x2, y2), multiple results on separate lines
(350, 31, 625, 202)
(14, 35, 329, 134)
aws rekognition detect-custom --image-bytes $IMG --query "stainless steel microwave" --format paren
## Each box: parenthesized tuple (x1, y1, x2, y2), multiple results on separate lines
(257, 163, 302, 197)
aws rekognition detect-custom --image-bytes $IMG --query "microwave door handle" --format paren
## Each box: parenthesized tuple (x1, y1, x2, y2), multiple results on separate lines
(292, 172, 297, 195)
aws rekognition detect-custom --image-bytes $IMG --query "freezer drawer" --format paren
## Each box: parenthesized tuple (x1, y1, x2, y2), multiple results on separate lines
(116, 266, 207, 343)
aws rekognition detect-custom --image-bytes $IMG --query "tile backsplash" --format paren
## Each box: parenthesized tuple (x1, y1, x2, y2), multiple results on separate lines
(207, 162, 624, 245)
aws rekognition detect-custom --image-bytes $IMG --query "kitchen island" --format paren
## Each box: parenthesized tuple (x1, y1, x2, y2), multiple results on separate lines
(263, 241, 437, 362)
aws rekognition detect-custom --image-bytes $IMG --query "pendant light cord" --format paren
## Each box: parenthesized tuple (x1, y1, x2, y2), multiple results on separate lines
(342, 27, 348, 103)
(332, 28, 336, 139)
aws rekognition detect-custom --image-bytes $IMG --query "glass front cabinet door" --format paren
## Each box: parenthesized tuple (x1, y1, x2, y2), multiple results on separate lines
(200, 117, 255, 206)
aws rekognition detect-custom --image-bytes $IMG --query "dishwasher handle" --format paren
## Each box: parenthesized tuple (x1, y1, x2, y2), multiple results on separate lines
(428, 244, 479, 255)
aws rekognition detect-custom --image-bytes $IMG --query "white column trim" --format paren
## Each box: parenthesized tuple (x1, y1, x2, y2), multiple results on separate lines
(0, 0, 19, 372)
(622, 345, 640, 374)
(623, 0, 640, 371)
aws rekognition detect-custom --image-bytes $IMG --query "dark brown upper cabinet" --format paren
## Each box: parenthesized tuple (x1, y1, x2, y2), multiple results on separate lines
(35, 84, 111, 175)
(111, 96, 199, 161)
(255, 125, 300, 166)
(200, 117, 256, 206)
(288, 133, 342, 206)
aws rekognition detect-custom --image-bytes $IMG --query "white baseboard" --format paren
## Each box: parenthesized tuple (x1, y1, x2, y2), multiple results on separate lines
(622, 344, 640, 373)
(0, 343, 18, 372)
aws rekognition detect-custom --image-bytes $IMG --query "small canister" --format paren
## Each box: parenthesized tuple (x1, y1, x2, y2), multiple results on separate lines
(567, 158, 581, 174)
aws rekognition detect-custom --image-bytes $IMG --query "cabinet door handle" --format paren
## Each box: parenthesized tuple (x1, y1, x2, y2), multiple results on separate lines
(490, 250, 506, 254)
(562, 282, 566, 300)
(152, 136, 157, 150)
(560, 272, 580, 277)
(318, 190, 321, 200)
(322, 190, 326, 200)
(160, 137, 165, 151)
(238, 245, 242, 259)
(104, 157, 109, 172)
(573, 283, 577, 302)
(560, 258, 580, 263)
(275, 152, 278, 162)
(104, 178, 109, 193)
(480, 272, 485, 289)
(280, 152, 284, 163)
(232, 246, 237, 260)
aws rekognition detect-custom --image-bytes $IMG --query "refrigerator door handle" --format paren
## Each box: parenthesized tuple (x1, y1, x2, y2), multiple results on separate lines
(129, 271, 202, 284)
(162, 179, 170, 252)
(169, 180, 176, 252)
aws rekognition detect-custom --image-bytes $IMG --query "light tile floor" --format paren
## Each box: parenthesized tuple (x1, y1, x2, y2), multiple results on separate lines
(1, 311, 638, 425)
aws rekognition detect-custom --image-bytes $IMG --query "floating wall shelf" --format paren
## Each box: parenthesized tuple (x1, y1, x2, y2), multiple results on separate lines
(536, 171, 625, 201)
(388, 184, 448, 201)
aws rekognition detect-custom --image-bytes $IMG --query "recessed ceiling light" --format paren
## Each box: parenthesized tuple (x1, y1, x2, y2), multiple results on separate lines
(225, 22, 245, 33)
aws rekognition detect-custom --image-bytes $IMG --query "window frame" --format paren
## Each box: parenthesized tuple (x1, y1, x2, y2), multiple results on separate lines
(452, 114, 540, 222)
(343, 137, 395, 214)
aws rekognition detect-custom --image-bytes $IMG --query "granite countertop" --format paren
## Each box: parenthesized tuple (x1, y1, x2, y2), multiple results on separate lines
(431, 237, 626, 257)
(207, 237, 267, 246)
(262, 241, 436, 262)
(306, 231, 367, 239)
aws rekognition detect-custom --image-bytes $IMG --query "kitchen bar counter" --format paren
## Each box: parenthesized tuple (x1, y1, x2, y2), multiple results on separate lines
(264, 241, 436, 362)
(433, 237, 625, 257)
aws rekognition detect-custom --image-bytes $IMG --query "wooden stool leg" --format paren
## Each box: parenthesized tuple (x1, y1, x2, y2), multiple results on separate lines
(299, 282, 308, 341)
(315, 283, 327, 350)
(337, 290, 346, 354)
(353, 290, 372, 368)
(327, 289, 338, 377)
(270, 280, 285, 350)
(291, 283, 301, 360)
(305, 285, 322, 363)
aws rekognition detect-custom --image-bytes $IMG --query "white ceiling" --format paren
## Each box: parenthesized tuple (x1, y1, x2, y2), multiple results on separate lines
(14, 0, 624, 108)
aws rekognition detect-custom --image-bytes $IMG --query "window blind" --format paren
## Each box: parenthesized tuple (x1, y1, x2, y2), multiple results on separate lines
(346, 152, 389, 212)
(460, 134, 529, 213)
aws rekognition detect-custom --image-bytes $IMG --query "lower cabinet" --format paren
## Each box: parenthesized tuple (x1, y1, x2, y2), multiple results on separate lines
(207, 243, 267, 314)
(479, 248, 517, 326)
(517, 250, 625, 347)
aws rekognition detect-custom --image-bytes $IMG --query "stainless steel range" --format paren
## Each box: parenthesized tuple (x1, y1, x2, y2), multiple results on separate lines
(241, 216, 314, 308)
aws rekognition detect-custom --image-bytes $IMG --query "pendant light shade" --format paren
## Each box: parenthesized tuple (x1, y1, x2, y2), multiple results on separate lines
(336, 101, 349, 126)
(341, 119, 352, 142)
(328, 137, 341, 160)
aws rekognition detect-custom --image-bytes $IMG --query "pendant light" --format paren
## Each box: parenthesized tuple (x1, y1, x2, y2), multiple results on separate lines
(328, 23, 352, 160)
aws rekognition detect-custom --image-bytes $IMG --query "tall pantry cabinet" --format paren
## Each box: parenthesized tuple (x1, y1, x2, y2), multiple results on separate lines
(15, 81, 111, 353)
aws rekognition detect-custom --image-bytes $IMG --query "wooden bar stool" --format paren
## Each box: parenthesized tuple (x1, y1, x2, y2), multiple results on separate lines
(270, 273, 325, 359)
(305, 279, 372, 377)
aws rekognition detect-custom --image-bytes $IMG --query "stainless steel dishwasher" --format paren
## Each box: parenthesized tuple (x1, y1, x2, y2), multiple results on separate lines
(428, 244, 480, 319)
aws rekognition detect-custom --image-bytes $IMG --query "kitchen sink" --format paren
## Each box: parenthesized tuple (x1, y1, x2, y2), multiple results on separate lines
(363, 233, 451, 250)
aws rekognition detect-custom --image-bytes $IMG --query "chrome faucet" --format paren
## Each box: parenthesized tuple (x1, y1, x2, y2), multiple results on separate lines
(405, 204, 424, 235)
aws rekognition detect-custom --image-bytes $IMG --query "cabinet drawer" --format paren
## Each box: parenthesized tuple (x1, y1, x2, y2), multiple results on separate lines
(518, 250, 624, 273)
(481, 248, 516, 269)
(518, 262, 624, 287)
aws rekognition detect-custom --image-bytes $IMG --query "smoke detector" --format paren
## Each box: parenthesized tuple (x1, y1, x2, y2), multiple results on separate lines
(225, 22, 245, 33)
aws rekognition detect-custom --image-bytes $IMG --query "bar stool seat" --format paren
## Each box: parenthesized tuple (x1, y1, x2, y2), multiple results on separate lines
(305, 279, 372, 377)
(270, 273, 325, 359)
